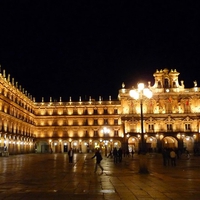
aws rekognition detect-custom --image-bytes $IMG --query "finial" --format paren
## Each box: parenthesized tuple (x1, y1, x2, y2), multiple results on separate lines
(69, 96, 72, 102)
(109, 95, 111, 101)
(59, 97, 62, 102)
(50, 97, 52, 102)
(12, 78, 14, 85)
(194, 80, 197, 87)
(8, 74, 10, 82)
(79, 96, 81, 101)
(99, 96, 101, 101)
(3, 70, 6, 78)
(122, 82, 125, 88)
(89, 96, 91, 101)
(42, 97, 44, 102)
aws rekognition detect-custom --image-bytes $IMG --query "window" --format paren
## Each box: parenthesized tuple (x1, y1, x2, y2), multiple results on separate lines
(114, 130, 118, 136)
(104, 119, 108, 125)
(158, 81, 161, 88)
(149, 124, 154, 131)
(114, 119, 118, 125)
(94, 130, 98, 137)
(73, 120, 78, 125)
(167, 124, 172, 131)
(114, 109, 118, 114)
(164, 78, 169, 88)
(104, 109, 108, 114)
(185, 124, 191, 131)
(94, 109, 98, 114)
(94, 119, 98, 125)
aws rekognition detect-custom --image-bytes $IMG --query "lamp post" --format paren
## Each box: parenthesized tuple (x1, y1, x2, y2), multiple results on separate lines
(129, 83, 153, 173)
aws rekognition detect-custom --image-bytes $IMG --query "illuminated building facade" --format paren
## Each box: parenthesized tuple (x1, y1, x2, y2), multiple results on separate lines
(0, 67, 200, 155)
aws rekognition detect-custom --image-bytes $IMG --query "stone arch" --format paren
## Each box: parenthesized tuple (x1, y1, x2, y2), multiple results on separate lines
(71, 140, 79, 152)
(128, 136, 139, 152)
(36, 140, 50, 153)
(183, 136, 194, 152)
(162, 136, 178, 149)
(113, 139, 121, 149)
(164, 77, 170, 88)
(146, 136, 157, 152)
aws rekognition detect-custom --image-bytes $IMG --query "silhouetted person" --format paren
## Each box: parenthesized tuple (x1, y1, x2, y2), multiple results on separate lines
(118, 148, 123, 162)
(68, 148, 74, 163)
(113, 147, 118, 163)
(91, 149, 104, 173)
(126, 149, 130, 157)
(170, 149, 176, 166)
(131, 149, 134, 159)
(107, 150, 113, 158)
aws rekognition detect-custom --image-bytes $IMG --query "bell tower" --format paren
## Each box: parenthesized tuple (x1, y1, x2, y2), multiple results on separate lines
(152, 68, 181, 89)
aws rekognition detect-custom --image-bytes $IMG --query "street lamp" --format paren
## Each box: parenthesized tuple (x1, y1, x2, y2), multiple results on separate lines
(129, 83, 153, 173)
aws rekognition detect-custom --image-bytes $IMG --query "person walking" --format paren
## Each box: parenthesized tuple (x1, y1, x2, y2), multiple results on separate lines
(91, 149, 104, 173)
(170, 149, 176, 166)
(131, 149, 135, 159)
(118, 148, 123, 162)
(113, 147, 118, 163)
(162, 148, 168, 166)
(68, 148, 74, 163)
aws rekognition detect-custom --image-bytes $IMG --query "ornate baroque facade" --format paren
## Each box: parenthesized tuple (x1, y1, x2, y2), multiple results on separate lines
(0, 67, 200, 155)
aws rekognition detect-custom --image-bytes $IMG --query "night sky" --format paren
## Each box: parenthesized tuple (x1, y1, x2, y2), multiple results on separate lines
(0, 1, 200, 102)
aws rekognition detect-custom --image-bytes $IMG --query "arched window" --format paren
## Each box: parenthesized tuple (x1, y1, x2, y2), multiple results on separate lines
(164, 78, 169, 88)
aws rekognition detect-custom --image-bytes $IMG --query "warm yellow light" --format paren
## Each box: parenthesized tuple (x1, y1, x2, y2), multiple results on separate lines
(102, 127, 110, 134)
(130, 83, 153, 100)
(138, 83, 144, 91)
(129, 89, 139, 99)
(143, 88, 153, 98)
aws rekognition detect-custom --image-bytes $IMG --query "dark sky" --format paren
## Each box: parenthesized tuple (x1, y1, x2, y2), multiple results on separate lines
(0, 1, 200, 102)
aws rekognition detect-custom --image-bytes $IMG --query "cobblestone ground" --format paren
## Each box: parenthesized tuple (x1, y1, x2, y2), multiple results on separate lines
(0, 153, 200, 200)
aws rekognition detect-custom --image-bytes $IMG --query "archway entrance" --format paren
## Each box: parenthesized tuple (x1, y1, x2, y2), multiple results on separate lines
(183, 136, 194, 152)
(38, 141, 50, 153)
(128, 136, 139, 152)
(146, 136, 157, 153)
(162, 136, 178, 149)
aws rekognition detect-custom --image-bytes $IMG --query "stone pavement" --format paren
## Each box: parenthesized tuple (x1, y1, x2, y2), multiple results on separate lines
(0, 152, 200, 200)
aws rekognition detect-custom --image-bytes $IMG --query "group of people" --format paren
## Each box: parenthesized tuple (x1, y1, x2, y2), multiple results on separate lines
(162, 148, 177, 166)
(68, 147, 184, 173)
(107, 147, 135, 163)
(110, 147, 124, 163)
